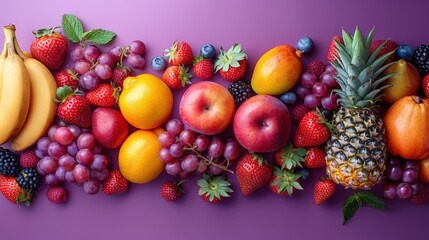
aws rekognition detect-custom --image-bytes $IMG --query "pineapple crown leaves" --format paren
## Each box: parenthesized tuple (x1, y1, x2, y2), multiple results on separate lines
(271, 166, 303, 196)
(330, 26, 397, 109)
(197, 174, 233, 202)
(54, 85, 83, 103)
(278, 143, 307, 170)
(214, 43, 247, 73)
(342, 190, 386, 225)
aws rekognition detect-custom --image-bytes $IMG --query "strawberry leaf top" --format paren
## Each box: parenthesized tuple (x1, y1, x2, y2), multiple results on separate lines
(271, 167, 303, 196)
(279, 143, 307, 170)
(33, 27, 62, 38)
(214, 43, 247, 72)
(197, 174, 233, 202)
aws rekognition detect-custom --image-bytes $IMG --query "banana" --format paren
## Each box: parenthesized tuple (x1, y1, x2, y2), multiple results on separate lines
(0, 41, 7, 94)
(0, 25, 31, 145)
(11, 36, 57, 151)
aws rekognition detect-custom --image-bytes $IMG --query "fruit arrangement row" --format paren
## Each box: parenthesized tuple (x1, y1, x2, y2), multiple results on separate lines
(1, 14, 429, 224)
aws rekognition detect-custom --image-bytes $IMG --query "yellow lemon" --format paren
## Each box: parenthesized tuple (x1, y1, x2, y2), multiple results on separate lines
(251, 45, 303, 96)
(118, 128, 165, 184)
(119, 74, 173, 129)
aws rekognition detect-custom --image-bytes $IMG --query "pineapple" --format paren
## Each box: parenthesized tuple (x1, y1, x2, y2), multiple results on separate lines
(325, 27, 395, 189)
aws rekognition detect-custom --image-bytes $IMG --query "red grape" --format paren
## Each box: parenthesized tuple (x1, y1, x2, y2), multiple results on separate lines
(94, 63, 112, 80)
(158, 148, 177, 164)
(97, 52, 116, 68)
(321, 94, 338, 111)
(45, 173, 60, 187)
(196, 160, 208, 174)
(312, 82, 328, 97)
(319, 71, 338, 89)
(74, 60, 91, 75)
(67, 141, 79, 156)
(165, 119, 184, 136)
(84, 45, 100, 62)
(404, 161, 420, 172)
(207, 137, 225, 158)
(127, 53, 145, 69)
(54, 127, 74, 145)
(67, 125, 82, 140)
(383, 182, 398, 200)
(181, 154, 199, 172)
(193, 135, 210, 152)
(37, 136, 51, 153)
(79, 71, 100, 91)
(402, 168, 418, 183)
(179, 129, 195, 146)
(304, 93, 321, 108)
(165, 161, 181, 176)
(295, 85, 312, 100)
(130, 40, 146, 56)
(58, 154, 76, 171)
(76, 149, 94, 166)
(169, 142, 184, 158)
(77, 133, 96, 150)
(396, 183, 413, 199)
(83, 180, 100, 195)
(91, 168, 110, 182)
(223, 140, 241, 161)
(300, 72, 318, 88)
(48, 142, 67, 160)
(65, 171, 76, 183)
(90, 154, 109, 170)
(47, 125, 59, 142)
(158, 131, 176, 148)
(387, 165, 403, 181)
(37, 156, 58, 175)
(109, 46, 122, 62)
(55, 167, 67, 182)
(70, 45, 85, 61)
(73, 164, 91, 184)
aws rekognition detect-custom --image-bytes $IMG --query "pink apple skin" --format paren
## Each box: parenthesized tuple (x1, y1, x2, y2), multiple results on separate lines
(179, 81, 235, 135)
(233, 95, 291, 153)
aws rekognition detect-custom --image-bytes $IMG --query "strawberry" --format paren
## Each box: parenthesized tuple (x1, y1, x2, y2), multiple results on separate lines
(408, 187, 429, 205)
(370, 39, 398, 64)
(0, 174, 32, 205)
(273, 143, 307, 170)
(422, 74, 429, 98)
(269, 167, 303, 196)
(327, 36, 343, 63)
(294, 110, 331, 148)
(164, 41, 194, 66)
(54, 68, 79, 90)
(19, 150, 39, 168)
(162, 65, 192, 89)
(111, 66, 133, 89)
(193, 55, 214, 80)
(30, 27, 68, 70)
(197, 174, 233, 204)
(291, 104, 311, 123)
(313, 178, 336, 205)
(160, 181, 184, 202)
(304, 146, 327, 169)
(236, 152, 273, 197)
(46, 186, 68, 204)
(102, 170, 129, 195)
(86, 83, 120, 107)
(214, 43, 247, 82)
(306, 60, 325, 78)
(56, 86, 92, 128)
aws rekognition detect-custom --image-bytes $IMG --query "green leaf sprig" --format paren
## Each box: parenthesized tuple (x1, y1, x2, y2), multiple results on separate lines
(61, 14, 116, 45)
(342, 191, 386, 225)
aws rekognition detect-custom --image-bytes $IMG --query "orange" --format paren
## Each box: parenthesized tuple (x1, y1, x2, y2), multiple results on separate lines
(118, 128, 165, 184)
(419, 157, 429, 183)
(119, 74, 173, 129)
(251, 45, 303, 96)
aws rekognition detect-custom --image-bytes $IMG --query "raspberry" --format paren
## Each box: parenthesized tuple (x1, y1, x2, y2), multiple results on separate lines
(291, 104, 311, 123)
(306, 60, 325, 78)
(46, 186, 68, 204)
(19, 150, 40, 168)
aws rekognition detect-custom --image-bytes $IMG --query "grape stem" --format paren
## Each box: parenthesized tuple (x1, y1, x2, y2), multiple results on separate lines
(183, 146, 234, 174)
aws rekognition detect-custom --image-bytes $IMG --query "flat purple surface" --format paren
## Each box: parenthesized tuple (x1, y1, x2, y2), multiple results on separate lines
(1, 0, 429, 239)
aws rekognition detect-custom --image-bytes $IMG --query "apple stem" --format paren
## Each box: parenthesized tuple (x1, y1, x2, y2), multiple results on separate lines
(183, 146, 234, 174)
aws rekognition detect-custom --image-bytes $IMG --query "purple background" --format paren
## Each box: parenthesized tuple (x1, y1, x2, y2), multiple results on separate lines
(1, 0, 429, 239)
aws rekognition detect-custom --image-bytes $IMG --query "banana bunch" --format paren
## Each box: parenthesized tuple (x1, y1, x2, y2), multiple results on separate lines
(0, 25, 57, 151)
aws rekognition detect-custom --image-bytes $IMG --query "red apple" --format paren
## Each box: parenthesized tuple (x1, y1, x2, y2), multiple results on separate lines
(233, 95, 291, 153)
(179, 81, 235, 135)
(92, 107, 129, 149)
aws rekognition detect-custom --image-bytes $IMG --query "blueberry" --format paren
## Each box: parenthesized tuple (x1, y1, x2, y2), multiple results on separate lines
(151, 56, 167, 72)
(296, 168, 310, 182)
(279, 92, 297, 105)
(200, 44, 216, 59)
(296, 37, 314, 53)
(396, 44, 414, 61)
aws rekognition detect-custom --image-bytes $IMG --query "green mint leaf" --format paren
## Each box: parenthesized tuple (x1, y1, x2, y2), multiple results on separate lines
(61, 14, 83, 43)
(83, 29, 116, 45)
(342, 194, 361, 225)
(358, 191, 387, 209)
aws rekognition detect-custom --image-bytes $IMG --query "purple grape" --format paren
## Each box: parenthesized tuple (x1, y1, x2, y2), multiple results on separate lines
(37, 137, 51, 153)
(387, 165, 403, 181)
(79, 71, 100, 91)
(193, 135, 210, 152)
(74, 60, 91, 75)
(165, 119, 184, 136)
(94, 63, 112, 80)
(169, 142, 184, 158)
(55, 118, 68, 127)
(396, 183, 413, 199)
(404, 161, 420, 172)
(165, 161, 181, 176)
(97, 52, 116, 68)
(34, 149, 47, 159)
(158, 131, 176, 148)
(37, 156, 58, 175)
(321, 94, 338, 111)
(411, 181, 424, 195)
(76, 149, 94, 166)
(196, 160, 208, 174)
(73, 164, 91, 184)
(324, 65, 336, 73)
(300, 72, 318, 88)
(159, 148, 177, 164)
(55, 167, 67, 182)
(67, 125, 82, 140)
(223, 140, 241, 161)
(109, 46, 122, 62)
(383, 182, 398, 200)
(312, 82, 329, 97)
(181, 154, 199, 172)
(47, 142, 66, 160)
(90, 154, 109, 170)
(70, 45, 85, 61)
(402, 168, 418, 183)
(294, 85, 312, 100)
(83, 180, 100, 195)
(65, 171, 76, 183)
(84, 45, 100, 62)
(77, 133, 96, 150)
(58, 154, 76, 171)
(127, 53, 145, 69)
(207, 163, 224, 175)
(45, 173, 60, 187)
(207, 137, 225, 158)
(47, 125, 59, 142)
(387, 156, 402, 167)
(179, 129, 195, 146)
(67, 141, 79, 156)
(130, 40, 146, 56)
(54, 127, 74, 146)
(178, 170, 193, 180)
(91, 168, 110, 182)
(304, 93, 321, 108)
(319, 71, 338, 89)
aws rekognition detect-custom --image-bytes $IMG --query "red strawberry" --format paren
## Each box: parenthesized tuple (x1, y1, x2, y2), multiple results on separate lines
(30, 27, 68, 70)
(164, 41, 194, 66)
(160, 181, 184, 202)
(56, 86, 92, 128)
(273, 143, 306, 170)
(193, 55, 214, 80)
(0, 175, 32, 205)
(197, 174, 233, 204)
(306, 60, 325, 78)
(46, 186, 68, 204)
(294, 110, 331, 148)
(422, 75, 429, 98)
(327, 36, 343, 63)
(304, 146, 327, 169)
(86, 83, 120, 107)
(269, 167, 303, 196)
(291, 104, 311, 123)
(369, 39, 398, 64)
(236, 152, 273, 197)
(111, 66, 133, 89)
(19, 150, 39, 168)
(313, 178, 336, 205)
(214, 43, 247, 82)
(102, 170, 129, 195)
(408, 187, 429, 205)
(54, 68, 79, 90)
(162, 65, 192, 89)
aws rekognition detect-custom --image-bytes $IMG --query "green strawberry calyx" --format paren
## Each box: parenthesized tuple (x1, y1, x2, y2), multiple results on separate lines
(54, 85, 83, 103)
(197, 174, 233, 203)
(33, 26, 62, 38)
(214, 43, 247, 73)
(278, 143, 307, 170)
(271, 166, 303, 196)
(178, 65, 193, 87)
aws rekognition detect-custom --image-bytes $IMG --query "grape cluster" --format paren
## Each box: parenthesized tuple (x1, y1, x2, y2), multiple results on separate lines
(383, 156, 425, 200)
(70, 40, 146, 90)
(294, 65, 339, 111)
(158, 119, 241, 179)
(35, 122, 110, 195)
